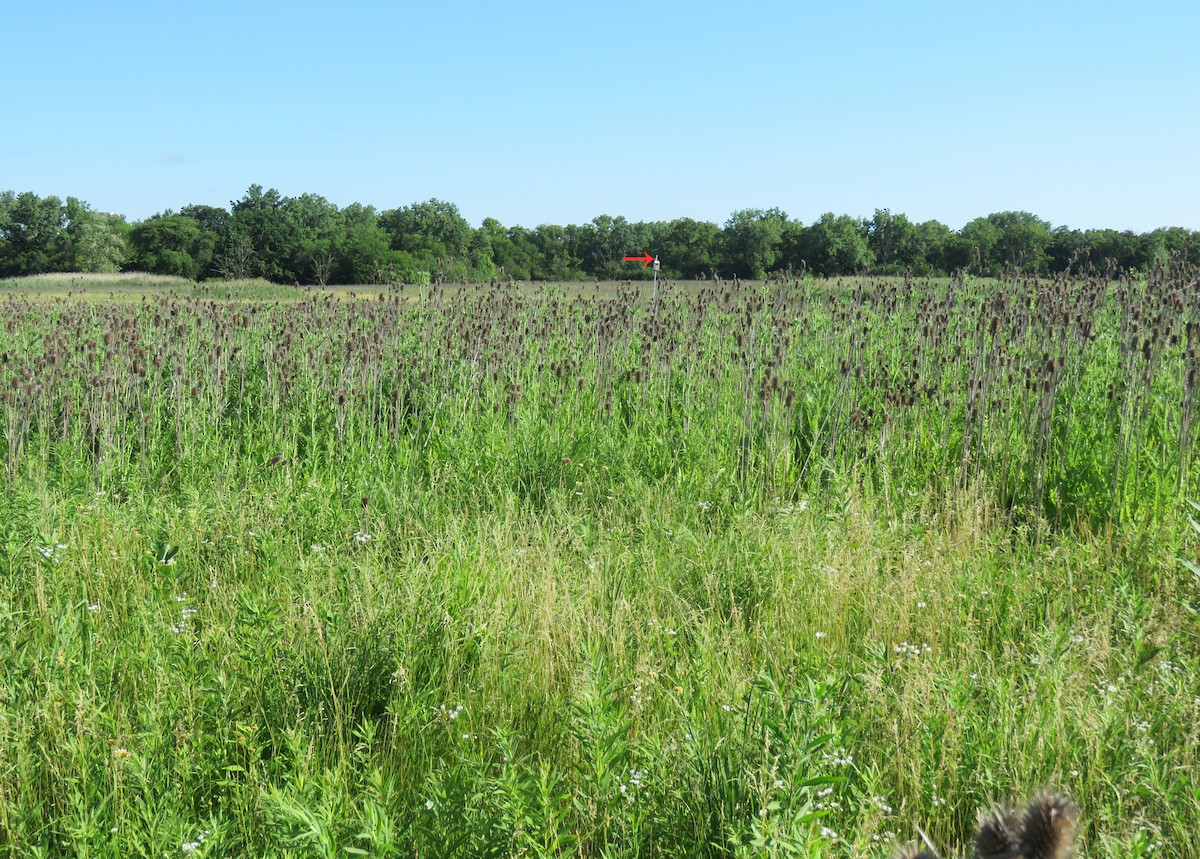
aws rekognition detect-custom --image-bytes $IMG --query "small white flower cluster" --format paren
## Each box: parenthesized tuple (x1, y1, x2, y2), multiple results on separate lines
(175, 828, 211, 854)
(931, 793, 948, 807)
(169, 594, 197, 634)
(820, 825, 839, 842)
(697, 500, 712, 512)
(310, 544, 326, 552)
(437, 703, 463, 720)
(631, 683, 648, 710)
(87, 603, 100, 613)
(37, 543, 68, 564)
(870, 829, 900, 845)
(425, 799, 435, 811)
(894, 641, 932, 658)
(353, 530, 371, 544)
(815, 785, 842, 812)
(775, 500, 809, 517)
(869, 794, 894, 814)
(645, 618, 678, 636)
(618, 768, 644, 802)
(822, 747, 854, 768)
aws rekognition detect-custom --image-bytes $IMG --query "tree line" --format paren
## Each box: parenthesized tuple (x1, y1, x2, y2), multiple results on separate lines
(2, 186, 1197, 284)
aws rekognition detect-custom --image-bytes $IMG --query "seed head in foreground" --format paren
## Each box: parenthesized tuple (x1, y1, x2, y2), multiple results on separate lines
(975, 805, 1021, 859)
(888, 791, 1078, 859)
(1019, 792, 1078, 859)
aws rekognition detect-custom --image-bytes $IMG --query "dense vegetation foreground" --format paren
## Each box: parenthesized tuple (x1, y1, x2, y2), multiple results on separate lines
(1, 270, 1198, 857)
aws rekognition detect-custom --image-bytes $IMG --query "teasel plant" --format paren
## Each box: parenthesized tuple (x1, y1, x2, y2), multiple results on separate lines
(892, 791, 1078, 859)
(0, 265, 1197, 528)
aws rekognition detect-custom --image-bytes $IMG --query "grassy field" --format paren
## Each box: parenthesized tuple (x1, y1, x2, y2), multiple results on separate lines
(0, 273, 311, 303)
(1, 270, 1198, 857)
(0, 273, 649, 303)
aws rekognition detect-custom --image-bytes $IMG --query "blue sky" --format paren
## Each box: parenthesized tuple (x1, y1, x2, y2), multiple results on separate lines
(4, 0, 1197, 231)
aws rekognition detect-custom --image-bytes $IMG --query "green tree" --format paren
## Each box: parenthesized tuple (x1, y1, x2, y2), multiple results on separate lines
(911, 220, 953, 274)
(129, 214, 214, 280)
(495, 223, 541, 281)
(178, 204, 230, 237)
(720, 208, 787, 278)
(467, 226, 498, 281)
(283, 193, 344, 285)
(580, 215, 639, 279)
(793, 213, 873, 276)
(333, 203, 393, 284)
(474, 219, 534, 282)
(177, 204, 231, 279)
(530, 224, 581, 280)
(1143, 226, 1195, 269)
(379, 199, 472, 281)
(946, 217, 1002, 274)
(866, 208, 918, 272)
(226, 185, 293, 281)
(656, 218, 720, 279)
(63, 198, 128, 273)
(0, 191, 66, 277)
(987, 211, 1053, 274)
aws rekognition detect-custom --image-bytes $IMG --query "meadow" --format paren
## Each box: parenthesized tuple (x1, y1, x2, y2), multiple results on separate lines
(0, 268, 1198, 857)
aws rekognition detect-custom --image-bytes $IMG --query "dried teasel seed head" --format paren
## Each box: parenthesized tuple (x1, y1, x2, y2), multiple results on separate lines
(975, 805, 1021, 859)
(1019, 792, 1078, 859)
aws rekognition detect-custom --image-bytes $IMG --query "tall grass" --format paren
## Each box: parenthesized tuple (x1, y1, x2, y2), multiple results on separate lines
(0, 267, 1197, 856)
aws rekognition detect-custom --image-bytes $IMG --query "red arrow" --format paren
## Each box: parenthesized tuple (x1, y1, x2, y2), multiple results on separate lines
(621, 252, 654, 267)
